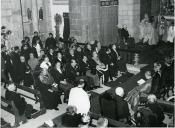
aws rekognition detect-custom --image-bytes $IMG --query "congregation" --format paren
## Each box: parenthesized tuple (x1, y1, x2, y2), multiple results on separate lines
(1, 12, 174, 127)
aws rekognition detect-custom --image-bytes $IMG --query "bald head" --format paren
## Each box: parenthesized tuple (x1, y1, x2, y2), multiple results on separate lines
(147, 94, 157, 103)
(115, 87, 124, 97)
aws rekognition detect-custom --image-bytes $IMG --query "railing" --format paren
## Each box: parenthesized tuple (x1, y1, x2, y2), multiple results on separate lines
(117, 47, 141, 64)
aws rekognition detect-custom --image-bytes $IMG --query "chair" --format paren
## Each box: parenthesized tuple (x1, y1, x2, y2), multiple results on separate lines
(167, 96, 175, 102)
(96, 69, 104, 85)
(99, 92, 117, 120)
(157, 99, 174, 117)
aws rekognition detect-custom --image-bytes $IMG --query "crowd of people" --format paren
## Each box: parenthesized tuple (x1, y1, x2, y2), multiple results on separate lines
(1, 26, 128, 127)
(1, 14, 174, 127)
(99, 54, 174, 127)
(139, 14, 174, 45)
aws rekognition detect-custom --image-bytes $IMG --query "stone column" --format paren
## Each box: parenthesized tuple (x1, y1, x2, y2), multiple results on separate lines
(32, 0, 39, 32)
(69, 0, 100, 43)
(118, 0, 140, 42)
(1, 0, 23, 47)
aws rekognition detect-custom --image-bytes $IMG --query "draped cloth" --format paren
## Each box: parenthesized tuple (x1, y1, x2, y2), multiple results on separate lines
(139, 21, 157, 45)
(38, 72, 61, 109)
(125, 78, 152, 111)
(167, 26, 175, 43)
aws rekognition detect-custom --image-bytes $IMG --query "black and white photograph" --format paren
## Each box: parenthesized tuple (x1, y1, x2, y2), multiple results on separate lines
(1, 0, 174, 127)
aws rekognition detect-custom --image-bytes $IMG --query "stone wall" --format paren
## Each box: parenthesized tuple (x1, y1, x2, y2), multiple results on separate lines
(69, 0, 100, 43)
(50, 0, 69, 38)
(40, 0, 53, 41)
(1, 0, 23, 46)
(1, 0, 53, 46)
(118, 0, 140, 42)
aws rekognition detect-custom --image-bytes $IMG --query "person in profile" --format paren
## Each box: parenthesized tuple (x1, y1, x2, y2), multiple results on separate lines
(121, 24, 129, 42)
(38, 68, 61, 110)
(5, 83, 27, 127)
(45, 33, 57, 49)
(61, 106, 82, 127)
(68, 79, 90, 115)
(135, 94, 165, 127)
(32, 31, 42, 48)
(78, 114, 91, 128)
(146, 94, 165, 127)
(96, 117, 108, 128)
(113, 87, 130, 123)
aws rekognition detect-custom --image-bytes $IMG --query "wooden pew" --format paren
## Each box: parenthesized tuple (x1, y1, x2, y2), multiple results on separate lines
(157, 99, 174, 116)
(89, 112, 132, 127)
(1, 118, 11, 128)
(16, 84, 39, 102)
(1, 96, 45, 119)
(16, 84, 46, 118)
(139, 93, 174, 116)
(38, 112, 131, 128)
(1, 84, 46, 119)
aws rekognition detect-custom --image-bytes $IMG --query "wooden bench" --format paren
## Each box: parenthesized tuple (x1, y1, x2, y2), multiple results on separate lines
(1, 84, 46, 119)
(139, 93, 174, 116)
(16, 84, 40, 102)
(157, 99, 174, 116)
(89, 112, 131, 127)
(38, 112, 131, 128)
(1, 118, 11, 128)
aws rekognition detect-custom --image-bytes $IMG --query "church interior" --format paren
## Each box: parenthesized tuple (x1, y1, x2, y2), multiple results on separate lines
(1, 0, 174, 127)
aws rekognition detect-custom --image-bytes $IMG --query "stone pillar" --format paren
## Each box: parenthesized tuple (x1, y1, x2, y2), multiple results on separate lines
(118, 0, 140, 42)
(1, 0, 23, 47)
(32, 0, 39, 32)
(69, 0, 100, 43)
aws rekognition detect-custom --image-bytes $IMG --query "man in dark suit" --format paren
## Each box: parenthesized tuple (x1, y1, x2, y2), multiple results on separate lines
(146, 94, 165, 127)
(47, 48, 54, 64)
(121, 24, 129, 42)
(151, 62, 163, 98)
(54, 52, 65, 68)
(84, 44, 92, 60)
(45, 33, 57, 49)
(113, 87, 130, 123)
(1, 45, 14, 82)
(110, 44, 120, 76)
(10, 46, 21, 83)
(32, 31, 42, 48)
(65, 59, 79, 85)
(61, 106, 82, 127)
(66, 49, 76, 63)
(159, 57, 174, 98)
(103, 48, 115, 81)
(5, 83, 27, 127)
(99, 87, 130, 124)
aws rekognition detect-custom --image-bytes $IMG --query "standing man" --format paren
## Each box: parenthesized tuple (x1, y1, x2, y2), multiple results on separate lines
(158, 16, 167, 43)
(68, 79, 90, 115)
(45, 33, 57, 50)
(121, 24, 129, 43)
(32, 31, 42, 48)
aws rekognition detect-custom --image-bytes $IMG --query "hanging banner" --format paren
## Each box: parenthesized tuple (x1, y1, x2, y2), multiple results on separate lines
(100, 0, 118, 7)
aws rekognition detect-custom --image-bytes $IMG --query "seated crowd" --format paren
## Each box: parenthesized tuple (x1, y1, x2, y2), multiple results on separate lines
(1, 31, 126, 127)
(1, 30, 174, 127)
